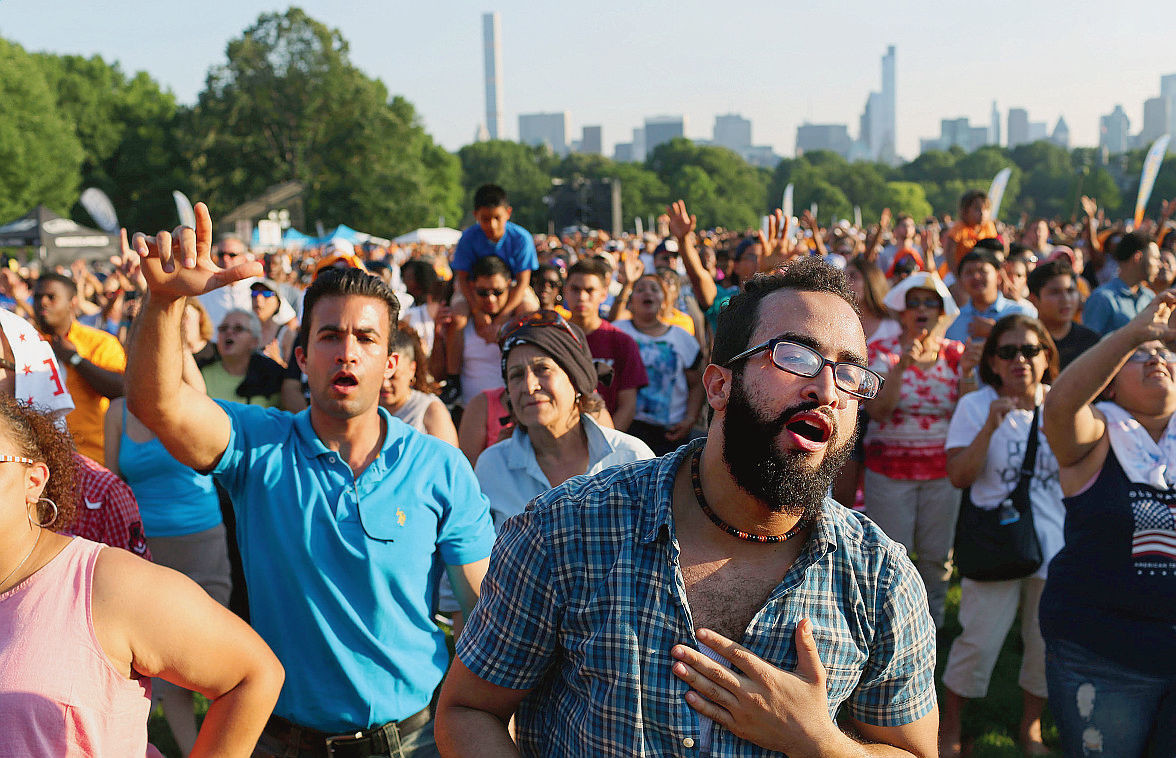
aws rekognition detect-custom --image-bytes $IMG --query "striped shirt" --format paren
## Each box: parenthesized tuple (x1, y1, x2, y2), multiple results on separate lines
(457, 438, 937, 756)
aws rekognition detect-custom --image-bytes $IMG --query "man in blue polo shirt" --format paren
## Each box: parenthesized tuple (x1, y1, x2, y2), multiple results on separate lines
(127, 203, 495, 757)
(945, 247, 1037, 343)
(1082, 231, 1159, 335)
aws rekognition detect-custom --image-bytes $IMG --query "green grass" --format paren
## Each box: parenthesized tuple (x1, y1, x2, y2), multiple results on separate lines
(147, 586, 1060, 757)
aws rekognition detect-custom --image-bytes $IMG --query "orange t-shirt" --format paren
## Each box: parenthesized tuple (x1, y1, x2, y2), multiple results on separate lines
(54, 322, 126, 461)
(947, 220, 998, 272)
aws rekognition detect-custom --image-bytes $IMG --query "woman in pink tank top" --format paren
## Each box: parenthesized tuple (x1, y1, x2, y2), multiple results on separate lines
(0, 395, 284, 756)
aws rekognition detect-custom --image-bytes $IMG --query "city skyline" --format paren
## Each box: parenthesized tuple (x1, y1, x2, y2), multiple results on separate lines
(2, 0, 1172, 162)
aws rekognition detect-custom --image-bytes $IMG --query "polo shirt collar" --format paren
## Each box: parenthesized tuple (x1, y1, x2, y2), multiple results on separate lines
(292, 406, 403, 479)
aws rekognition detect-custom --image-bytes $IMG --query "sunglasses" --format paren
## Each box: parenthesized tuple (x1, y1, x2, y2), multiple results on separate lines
(904, 297, 942, 310)
(1127, 347, 1176, 364)
(498, 309, 581, 347)
(251, 289, 277, 298)
(534, 279, 562, 289)
(475, 287, 507, 298)
(993, 343, 1045, 360)
(724, 337, 884, 399)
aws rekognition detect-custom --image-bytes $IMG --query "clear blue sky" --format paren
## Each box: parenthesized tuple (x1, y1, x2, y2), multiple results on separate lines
(2, 0, 1172, 161)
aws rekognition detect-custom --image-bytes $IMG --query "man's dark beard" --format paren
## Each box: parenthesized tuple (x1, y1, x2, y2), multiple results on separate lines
(721, 372, 855, 520)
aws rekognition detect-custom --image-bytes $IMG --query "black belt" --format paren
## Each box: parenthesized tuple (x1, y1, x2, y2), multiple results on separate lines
(262, 706, 432, 757)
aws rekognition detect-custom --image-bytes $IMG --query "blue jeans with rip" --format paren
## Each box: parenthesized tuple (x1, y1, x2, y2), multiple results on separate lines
(1045, 638, 1176, 757)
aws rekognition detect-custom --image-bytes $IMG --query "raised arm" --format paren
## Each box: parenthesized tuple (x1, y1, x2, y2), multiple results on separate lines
(863, 208, 892, 263)
(756, 209, 796, 271)
(669, 201, 717, 308)
(1044, 290, 1176, 467)
(127, 203, 263, 470)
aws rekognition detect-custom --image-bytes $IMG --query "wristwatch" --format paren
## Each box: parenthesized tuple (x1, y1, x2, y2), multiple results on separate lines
(68, 352, 83, 367)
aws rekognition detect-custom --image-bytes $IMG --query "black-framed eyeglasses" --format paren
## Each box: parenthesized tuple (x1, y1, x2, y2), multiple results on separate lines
(1127, 347, 1176, 364)
(498, 308, 581, 347)
(723, 337, 884, 399)
(994, 343, 1045, 361)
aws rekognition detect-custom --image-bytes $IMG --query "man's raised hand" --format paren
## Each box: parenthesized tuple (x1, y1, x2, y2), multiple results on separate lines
(132, 202, 262, 302)
(667, 200, 696, 241)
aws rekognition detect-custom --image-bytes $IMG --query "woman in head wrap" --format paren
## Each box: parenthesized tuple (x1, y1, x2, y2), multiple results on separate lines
(474, 310, 654, 530)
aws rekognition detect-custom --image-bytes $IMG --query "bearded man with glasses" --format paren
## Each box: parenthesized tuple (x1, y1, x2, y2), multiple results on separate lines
(437, 257, 939, 758)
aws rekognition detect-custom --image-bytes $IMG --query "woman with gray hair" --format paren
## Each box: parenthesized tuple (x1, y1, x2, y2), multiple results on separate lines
(200, 308, 284, 407)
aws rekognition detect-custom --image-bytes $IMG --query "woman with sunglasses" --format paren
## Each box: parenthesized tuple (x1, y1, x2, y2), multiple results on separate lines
(1038, 292, 1176, 757)
(249, 278, 298, 368)
(939, 315, 1065, 758)
(0, 395, 283, 755)
(864, 271, 976, 630)
(474, 310, 653, 531)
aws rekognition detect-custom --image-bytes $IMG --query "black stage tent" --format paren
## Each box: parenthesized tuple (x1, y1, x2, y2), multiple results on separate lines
(0, 205, 119, 266)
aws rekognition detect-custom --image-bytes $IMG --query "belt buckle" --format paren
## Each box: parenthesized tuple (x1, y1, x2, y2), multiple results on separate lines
(324, 730, 365, 757)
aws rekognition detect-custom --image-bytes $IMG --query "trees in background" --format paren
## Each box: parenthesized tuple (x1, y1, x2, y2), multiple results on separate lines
(0, 10, 1171, 238)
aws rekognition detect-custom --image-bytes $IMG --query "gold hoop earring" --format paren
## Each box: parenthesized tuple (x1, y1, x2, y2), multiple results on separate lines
(28, 497, 58, 529)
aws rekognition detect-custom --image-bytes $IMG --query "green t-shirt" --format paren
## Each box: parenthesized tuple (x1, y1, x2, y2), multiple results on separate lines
(201, 360, 280, 408)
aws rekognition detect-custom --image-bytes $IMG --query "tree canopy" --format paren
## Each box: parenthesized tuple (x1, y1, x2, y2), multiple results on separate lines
(1, 9, 1174, 239)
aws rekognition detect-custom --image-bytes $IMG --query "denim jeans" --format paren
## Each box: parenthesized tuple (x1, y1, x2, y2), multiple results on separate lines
(251, 718, 439, 758)
(1045, 638, 1176, 757)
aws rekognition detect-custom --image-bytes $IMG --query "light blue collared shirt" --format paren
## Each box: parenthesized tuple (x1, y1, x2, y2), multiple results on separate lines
(474, 413, 654, 530)
(945, 293, 1037, 342)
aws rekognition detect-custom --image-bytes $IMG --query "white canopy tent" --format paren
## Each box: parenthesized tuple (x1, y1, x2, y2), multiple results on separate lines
(393, 227, 461, 246)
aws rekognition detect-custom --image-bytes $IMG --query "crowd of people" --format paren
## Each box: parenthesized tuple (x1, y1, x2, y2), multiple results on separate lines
(0, 181, 1174, 757)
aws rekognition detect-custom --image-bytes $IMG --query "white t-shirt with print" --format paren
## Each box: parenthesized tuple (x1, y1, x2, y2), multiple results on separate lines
(945, 385, 1066, 578)
(614, 320, 700, 427)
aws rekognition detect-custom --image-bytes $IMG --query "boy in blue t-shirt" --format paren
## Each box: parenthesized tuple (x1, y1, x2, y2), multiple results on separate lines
(443, 185, 539, 385)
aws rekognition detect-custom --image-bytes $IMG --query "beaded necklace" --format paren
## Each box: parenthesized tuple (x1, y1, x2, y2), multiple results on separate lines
(690, 448, 807, 544)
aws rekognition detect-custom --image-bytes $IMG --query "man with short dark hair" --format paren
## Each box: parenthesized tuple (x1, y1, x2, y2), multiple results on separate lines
(1082, 231, 1160, 335)
(1027, 261, 1100, 369)
(563, 257, 647, 431)
(437, 258, 939, 757)
(945, 248, 1037, 343)
(33, 272, 126, 461)
(127, 204, 495, 757)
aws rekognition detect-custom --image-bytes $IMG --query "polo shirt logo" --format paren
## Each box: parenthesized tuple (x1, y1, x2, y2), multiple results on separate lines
(397, 508, 407, 527)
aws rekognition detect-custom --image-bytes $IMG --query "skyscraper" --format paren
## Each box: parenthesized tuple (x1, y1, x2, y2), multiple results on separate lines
(1141, 97, 1170, 145)
(1100, 105, 1130, 154)
(579, 126, 602, 155)
(482, 13, 503, 140)
(713, 114, 752, 153)
(644, 116, 685, 154)
(796, 124, 853, 158)
(990, 102, 1001, 147)
(1051, 117, 1070, 150)
(858, 47, 897, 163)
(518, 112, 568, 154)
(1007, 108, 1029, 149)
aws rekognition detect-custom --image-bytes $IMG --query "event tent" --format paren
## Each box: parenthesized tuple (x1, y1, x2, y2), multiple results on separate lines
(392, 227, 462, 246)
(0, 205, 120, 266)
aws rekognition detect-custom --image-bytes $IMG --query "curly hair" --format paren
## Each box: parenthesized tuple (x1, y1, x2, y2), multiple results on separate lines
(0, 396, 78, 531)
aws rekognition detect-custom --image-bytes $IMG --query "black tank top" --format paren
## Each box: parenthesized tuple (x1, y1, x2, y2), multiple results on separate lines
(1039, 447, 1176, 675)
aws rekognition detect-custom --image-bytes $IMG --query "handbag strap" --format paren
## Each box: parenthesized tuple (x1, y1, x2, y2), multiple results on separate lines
(1011, 405, 1042, 513)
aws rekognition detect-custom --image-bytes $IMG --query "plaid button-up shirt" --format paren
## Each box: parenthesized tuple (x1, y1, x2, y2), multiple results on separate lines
(458, 438, 936, 756)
